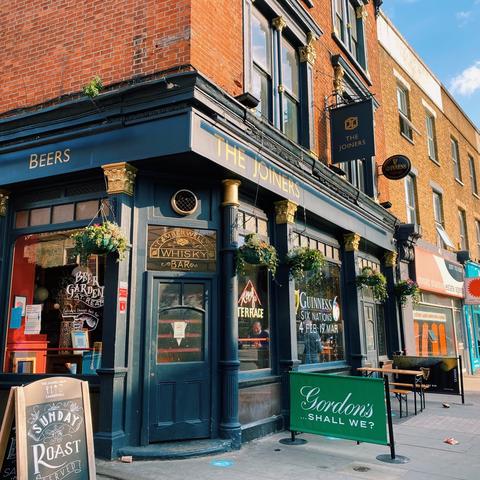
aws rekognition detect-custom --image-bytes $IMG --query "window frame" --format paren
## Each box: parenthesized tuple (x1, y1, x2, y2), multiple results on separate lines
(397, 84, 413, 141)
(468, 154, 478, 196)
(458, 208, 469, 251)
(451, 137, 462, 182)
(404, 174, 418, 224)
(432, 190, 454, 249)
(475, 219, 480, 259)
(425, 112, 437, 162)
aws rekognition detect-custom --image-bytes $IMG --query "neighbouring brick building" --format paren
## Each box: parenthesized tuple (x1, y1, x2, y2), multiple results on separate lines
(378, 12, 480, 373)
(0, 0, 406, 460)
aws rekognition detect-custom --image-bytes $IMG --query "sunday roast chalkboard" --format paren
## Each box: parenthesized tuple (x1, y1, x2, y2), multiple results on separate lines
(0, 388, 17, 479)
(0, 377, 95, 480)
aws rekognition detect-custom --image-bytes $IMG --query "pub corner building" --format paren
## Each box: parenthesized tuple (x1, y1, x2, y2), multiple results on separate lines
(0, 71, 403, 459)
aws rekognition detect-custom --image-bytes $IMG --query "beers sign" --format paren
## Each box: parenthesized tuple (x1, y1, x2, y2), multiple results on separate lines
(147, 226, 217, 272)
(0, 377, 96, 480)
(330, 99, 375, 165)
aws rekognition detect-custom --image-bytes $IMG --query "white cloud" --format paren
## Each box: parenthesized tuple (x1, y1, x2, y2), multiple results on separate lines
(450, 61, 480, 95)
(456, 10, 472, 26)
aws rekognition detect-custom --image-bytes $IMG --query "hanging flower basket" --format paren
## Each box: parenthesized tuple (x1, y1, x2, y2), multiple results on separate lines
(236, 233, 278, 276)
(395, 279, 420, 306)
(286, 247, 325, 281)
(72, 221, 128, 265)
(356, 266, 388, 303)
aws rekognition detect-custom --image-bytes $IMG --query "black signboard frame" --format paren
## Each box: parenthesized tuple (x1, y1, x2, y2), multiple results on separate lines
(0, 388, 16, 479)
(0, 377, 96, 480)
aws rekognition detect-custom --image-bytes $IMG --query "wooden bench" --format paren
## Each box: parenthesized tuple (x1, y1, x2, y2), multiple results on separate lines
(391, 388, 411, 418)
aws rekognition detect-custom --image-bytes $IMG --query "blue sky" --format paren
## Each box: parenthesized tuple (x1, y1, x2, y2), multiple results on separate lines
(381, 0, 480, 129)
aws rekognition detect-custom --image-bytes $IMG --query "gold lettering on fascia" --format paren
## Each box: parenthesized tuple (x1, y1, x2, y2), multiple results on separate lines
(338, 134, 366, 152)
(215, 134, 301, 200)
(29, 149, 71, 169)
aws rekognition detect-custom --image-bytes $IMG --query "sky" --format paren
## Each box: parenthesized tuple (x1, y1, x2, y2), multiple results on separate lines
(381, 0, 480, 129)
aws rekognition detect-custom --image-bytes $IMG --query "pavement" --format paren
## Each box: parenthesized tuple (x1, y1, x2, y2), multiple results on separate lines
(96, 376, 480, 480)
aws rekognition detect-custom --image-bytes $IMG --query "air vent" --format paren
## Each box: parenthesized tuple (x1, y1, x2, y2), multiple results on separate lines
(171, 189, 198, 216)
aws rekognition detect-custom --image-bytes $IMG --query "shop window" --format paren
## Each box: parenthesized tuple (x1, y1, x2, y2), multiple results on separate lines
(4, 231, 104, 375)
(238, 206, 271, 371)
(291, 233, 340, 261)
(76, 200, 101, 220)
(15, 210, 29, 229)
(295, 262, 344, 364)
(52, 203, 75, 224)
(30, 207, 51, 226)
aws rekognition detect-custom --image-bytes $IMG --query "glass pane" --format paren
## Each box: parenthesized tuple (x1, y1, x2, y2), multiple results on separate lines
(251, 10, 271, 72)
(15, 210, 29, 228)
(245, 213, 256, 233)
(6, 231, 105, 375)
(157, 307, 204, 363)
(52, 204, 75, 224)
(252, 67, 270, 119)
(75, 200, 99, 220)
(282, 41, 299, 97)
(257, 218, 268, 236)
(283, 96, 298, 142)
(159, 283, 181, 310)
(238, 266, 270, 370)
(183, 283, 204, 309)
(30, 207, 51, 226)
(296, 262, 344, 364)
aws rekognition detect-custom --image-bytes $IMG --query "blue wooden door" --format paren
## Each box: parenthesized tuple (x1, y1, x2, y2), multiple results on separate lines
(149, 278, 211, 441)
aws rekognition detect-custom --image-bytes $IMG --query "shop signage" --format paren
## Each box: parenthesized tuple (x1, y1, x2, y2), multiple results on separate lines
(238, 280, 264, 319)
(415, 247, 464, 298)
(147, 226, 216, 272)
(0, 378, 96, 479)
(381, 155, 411, 180)
(29, 149, 71, 170)
(464, 278, 480, 305)
(290, 372, 388, 445)
(330, 99, 375, 165)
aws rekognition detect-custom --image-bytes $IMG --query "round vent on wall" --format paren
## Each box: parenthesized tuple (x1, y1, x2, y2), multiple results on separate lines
(171, 189, 198, 216)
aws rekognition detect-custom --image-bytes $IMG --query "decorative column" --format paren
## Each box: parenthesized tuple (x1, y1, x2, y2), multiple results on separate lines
(95, 162, 137, 459)
(299, 32, 316, 152)
(219, 179, 242, 448)
(342, 233, 365, 371)
(383, 251, 402, 355)
(273, 200, 299, 427)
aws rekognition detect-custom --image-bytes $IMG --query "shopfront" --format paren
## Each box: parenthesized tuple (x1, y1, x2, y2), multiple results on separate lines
(464, 261, 480, 373)
(412, 245, 466, 365)
(0, 72, 400, 458)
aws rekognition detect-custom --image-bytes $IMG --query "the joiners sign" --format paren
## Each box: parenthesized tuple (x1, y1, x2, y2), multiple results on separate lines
(330, 99, 375, 165)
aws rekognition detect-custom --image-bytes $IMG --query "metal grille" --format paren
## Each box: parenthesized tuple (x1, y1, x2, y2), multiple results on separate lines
(171, 190, 198, 215)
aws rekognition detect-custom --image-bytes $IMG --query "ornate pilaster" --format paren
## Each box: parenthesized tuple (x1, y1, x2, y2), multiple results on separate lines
(343, 233, 361, 252)
(299, 32, 317, 65)
(384, 251, 398, 268)
(272, 16, 287, 32)
(0, 190, 9, 217)
(274, 200, 298, 224)
(333, 65, 345, 95)
(102, 162, 138, 196)
(219, 179, 241, 448)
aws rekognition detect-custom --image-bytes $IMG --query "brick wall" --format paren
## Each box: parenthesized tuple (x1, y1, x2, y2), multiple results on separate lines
(379, 46, 480, 261)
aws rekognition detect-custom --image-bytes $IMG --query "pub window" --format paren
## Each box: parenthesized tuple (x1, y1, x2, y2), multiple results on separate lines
(4, 231, 104, 376)
(333, 0, 367, 69)
(245, 1, 315, 147)
(237, 206, 271, 371)
(293, 233, 344, 365)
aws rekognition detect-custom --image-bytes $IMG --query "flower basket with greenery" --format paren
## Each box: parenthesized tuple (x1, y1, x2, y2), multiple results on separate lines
(356, 266, 388, 302)
(395, 279, 420, 306)
(72, 221, 128, 265)
(285, 247, 325, 281)
(236, 233, 278, 276)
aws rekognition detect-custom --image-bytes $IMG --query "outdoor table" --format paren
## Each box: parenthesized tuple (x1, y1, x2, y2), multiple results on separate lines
(357, 366, 424, 415)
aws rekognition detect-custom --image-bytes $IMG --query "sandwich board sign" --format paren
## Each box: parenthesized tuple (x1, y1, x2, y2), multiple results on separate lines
(0, 377, 96, 480)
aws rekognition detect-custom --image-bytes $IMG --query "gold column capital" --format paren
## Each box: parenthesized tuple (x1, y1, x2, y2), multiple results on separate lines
(274, 200, 298, 224)
(272, 16, 287, 32)
(333, 65, 345, 95)
(0, 189, 9, 217)
(102, 162, 138, 196)
(384, 251, 398, 268)
(356, 5, 368, 20)
(299, 32, 317, 65)
(344, 233, 361, 252)
(222, 179, 241, 207)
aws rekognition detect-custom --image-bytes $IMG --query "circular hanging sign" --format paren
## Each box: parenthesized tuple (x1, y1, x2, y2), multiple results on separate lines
(381, 155, 412, 180)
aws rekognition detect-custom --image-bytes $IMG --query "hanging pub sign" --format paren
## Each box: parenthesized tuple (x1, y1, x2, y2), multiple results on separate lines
(0, 377, 96, 479)
(381, 155, 412, 180)
(330, 98, 375, 165)
(147, 226, 217, 272)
